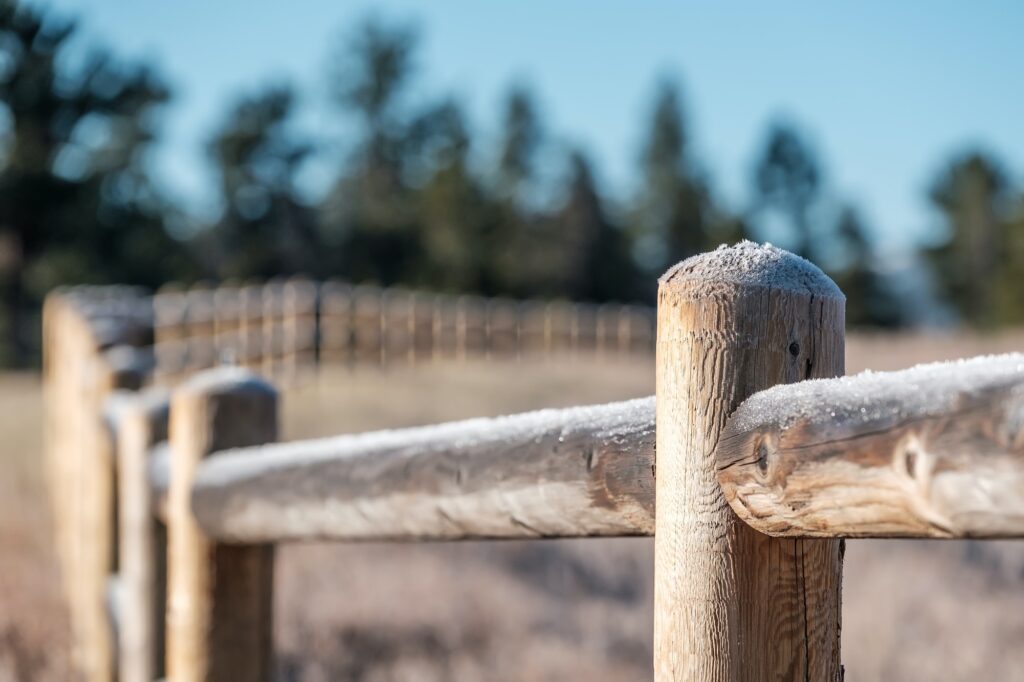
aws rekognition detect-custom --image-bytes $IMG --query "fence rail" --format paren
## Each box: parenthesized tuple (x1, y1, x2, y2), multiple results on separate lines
(716, 353, 1024, 538)
(42, 242, 1024, 682)
(190, 388, 655, 543)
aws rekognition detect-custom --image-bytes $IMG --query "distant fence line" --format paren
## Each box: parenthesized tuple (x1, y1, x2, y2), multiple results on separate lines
(151, 279, 655, 383)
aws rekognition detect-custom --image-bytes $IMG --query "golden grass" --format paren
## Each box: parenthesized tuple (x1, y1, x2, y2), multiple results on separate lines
(0, 373, 74, 681)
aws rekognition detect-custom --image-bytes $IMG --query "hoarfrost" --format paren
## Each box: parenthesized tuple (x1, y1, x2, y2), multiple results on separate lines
(197, 396, 655, 487)
(731, 353, 1024, 434)
(660, 240, 843, 299)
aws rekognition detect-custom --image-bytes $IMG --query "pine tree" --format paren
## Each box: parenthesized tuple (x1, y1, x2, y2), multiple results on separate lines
(752, 122, 821, 259)
(998, 199, 1024, 326)
(925, 151, 1017, 327)
(553, 150, 637, 301)
(832, 206, 904, 327)
(490, 84, 546, 296)
(497, 85, 542, 202)
(321, 16, 421, 285)
(205, 86, 319, 279)
(632, 80, 719, 280)
(412, 98, 496, 291)
(750, 122, 906, 326)
(0, 0, 187, 364)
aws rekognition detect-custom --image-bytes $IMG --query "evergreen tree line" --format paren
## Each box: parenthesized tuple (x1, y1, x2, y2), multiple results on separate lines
(0, 4, 1020, 366)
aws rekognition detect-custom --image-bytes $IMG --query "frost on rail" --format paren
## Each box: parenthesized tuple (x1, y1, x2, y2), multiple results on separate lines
(716, 353, 1024, 538)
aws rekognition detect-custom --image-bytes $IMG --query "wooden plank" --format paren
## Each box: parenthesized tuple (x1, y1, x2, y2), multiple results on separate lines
(716, 352, 1024, 539)
(654, 242, 845, 682)
(190, 397, 656, 543)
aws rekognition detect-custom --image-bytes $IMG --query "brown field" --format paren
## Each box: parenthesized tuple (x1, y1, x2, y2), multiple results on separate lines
(3, 329, 1024, 680)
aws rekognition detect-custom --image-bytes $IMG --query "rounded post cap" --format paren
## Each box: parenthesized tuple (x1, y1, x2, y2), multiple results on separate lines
(176, 366, 277, 400)
(659, 241, 844, 300)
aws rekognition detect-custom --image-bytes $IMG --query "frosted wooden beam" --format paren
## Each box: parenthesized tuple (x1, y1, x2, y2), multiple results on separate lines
(716, 353, 1024, 539)
(190, 398, 656, 543)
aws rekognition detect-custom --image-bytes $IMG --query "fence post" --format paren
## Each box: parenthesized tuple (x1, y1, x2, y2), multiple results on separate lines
(43, 290, 154, 682)
(154, 284, 188, 385)
(118, 389, 169, 682)
(262, 281, 285, 378)
(167, 368, 277, 682)
(653, 243, 845, 681)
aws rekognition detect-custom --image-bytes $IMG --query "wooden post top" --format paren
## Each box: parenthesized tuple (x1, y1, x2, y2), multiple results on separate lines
(172, 367, 277, 455)
(174, 366, 276, 400)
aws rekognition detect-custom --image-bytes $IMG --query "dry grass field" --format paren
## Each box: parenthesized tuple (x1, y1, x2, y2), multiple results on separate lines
(0, 373, 75, 681)
(3, 329, 1024, 680)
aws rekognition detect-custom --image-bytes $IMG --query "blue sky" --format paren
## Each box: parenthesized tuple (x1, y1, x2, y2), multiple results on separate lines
(44, 1, 1024, 253)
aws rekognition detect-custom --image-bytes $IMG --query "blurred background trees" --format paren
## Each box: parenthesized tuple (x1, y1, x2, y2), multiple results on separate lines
(631, 82, 716, 284)
(0, 0, 191, 364)
(750, 122, 905, 328)
(0, 1, 1021, 365)
(926, 152, 1022, 328)
(204, 86, 319, 280)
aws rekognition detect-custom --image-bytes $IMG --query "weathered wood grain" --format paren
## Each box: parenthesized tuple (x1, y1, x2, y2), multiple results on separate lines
(43, 294, 113, 682)
(149, 441, 171, 521)
(191, 397, 656, 543)
(42, 289, 153, 682)
(716, 353, 1024, 539)
(116, 388, 169, 682)
(654, 242, 845, 681)
(167, 368, 276, 682)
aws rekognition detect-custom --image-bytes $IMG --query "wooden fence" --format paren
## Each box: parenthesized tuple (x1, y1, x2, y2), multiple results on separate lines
(43, 242, 1024, 681)
(151, 280, 655, 384)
